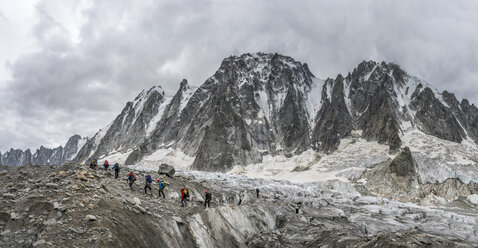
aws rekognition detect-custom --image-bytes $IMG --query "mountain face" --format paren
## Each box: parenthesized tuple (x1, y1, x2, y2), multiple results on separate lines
(1, 135, 86, 166)
(69, 53, 477, 172)
(73, 86, 170, 163)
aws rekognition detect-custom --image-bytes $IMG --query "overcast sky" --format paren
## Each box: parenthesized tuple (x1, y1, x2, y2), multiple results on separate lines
(1, 0, 478, 152)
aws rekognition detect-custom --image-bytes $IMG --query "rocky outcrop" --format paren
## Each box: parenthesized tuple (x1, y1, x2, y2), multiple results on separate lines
(311, 77, 352, 152)
(357, 83, 402, 152)
(389, 146, 417, 177)
(442, 90, 478, 143)
(158, 164, 175, 177)
(410, 87, 466, 142)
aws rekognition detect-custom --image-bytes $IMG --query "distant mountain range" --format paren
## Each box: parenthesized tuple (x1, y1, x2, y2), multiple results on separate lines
(1, 135, 86, 166)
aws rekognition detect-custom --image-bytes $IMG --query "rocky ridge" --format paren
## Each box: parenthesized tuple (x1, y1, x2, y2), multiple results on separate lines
(1, 135, 86, 167)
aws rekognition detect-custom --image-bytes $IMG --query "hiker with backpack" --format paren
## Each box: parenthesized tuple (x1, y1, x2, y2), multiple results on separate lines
(90, 159, 97, 170)
(181, 187, 189, 207)
(127, 171, 136, 190)
(157, 179, 166, 198)
(103, 160, 110, 170)
(144, 174, 153, 195)
(113, 163, 120, 179)
(204, 190, 212, 208)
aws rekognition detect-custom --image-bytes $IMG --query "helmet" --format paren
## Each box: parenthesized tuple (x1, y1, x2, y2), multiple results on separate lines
(205, 190, 208, 193)
(181, 187, 184, 190)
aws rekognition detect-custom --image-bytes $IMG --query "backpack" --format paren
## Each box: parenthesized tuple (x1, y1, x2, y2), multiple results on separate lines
(130, 173, 136, 181)
(146, 175, 152, 183)
(161, 181, 166, 188)
(184, 189, 189, 197)
(206, 192, 211, 200)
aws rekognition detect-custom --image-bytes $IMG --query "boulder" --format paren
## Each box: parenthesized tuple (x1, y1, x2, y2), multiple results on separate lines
(158, 164, 175, 177)
(33, 239, 46, 247)
(3, 193, 15, 199)
(85, 215, 96, 221)
(133, 205, 146, 214)
(389, 147, 417, 177)
(45, 183, 59, 188)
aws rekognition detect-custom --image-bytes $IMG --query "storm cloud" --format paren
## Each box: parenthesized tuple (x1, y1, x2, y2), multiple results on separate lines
(1, 0, 478, 151)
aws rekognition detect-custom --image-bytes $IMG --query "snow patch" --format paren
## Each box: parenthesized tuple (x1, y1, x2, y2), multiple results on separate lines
(133, 148, 195, 171)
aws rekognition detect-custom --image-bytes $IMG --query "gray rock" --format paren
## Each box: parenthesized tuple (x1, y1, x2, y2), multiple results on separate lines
(33, 239, 46, 247)
(45, 183, 59, 188)
(43, 218, 56, 225)
(124, 198, 136, 206)
(158, 164, 175, 177)
(133, 205, 146, 214)
(0, 229, 10, 236)
(10, 213, 18, 220)
(3, 193, 15, 199)
(389, 147, 417, 177)
(69, 227, 85, 234)
(85, 215, 96, 221)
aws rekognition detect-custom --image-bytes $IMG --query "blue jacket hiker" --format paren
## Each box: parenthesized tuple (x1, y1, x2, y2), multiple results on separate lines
(144, 174, 152, 195)
(157, 179, 166, 198)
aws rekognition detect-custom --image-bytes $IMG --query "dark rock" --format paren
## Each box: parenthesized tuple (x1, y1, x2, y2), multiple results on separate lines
(389, 147, 417, 177)
(410, 87, 465, 142)
(311, 76, 353, 152)
(158, 164, 175, 177)
(3, 193, 15, 199)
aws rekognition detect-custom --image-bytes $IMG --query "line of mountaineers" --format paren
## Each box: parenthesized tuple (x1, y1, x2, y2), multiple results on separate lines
(85, 159, 309, 213)
(88, 158, 266, 209)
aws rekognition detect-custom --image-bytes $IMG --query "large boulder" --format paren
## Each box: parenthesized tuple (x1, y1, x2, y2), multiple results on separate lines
(389, 146, 417, 177)
(158, 164, 175, 177)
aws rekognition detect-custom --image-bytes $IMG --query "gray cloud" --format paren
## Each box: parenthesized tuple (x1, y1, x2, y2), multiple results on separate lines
(1, 0, 478, 151)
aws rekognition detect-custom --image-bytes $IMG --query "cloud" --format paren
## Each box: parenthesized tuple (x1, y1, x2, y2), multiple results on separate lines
(1, 0, 478, 151)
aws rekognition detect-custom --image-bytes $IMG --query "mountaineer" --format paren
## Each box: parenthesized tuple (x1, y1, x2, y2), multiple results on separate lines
(113, 163, 120, 179)
(127, 171, 137, 190)
(144, 174, 153, 195)
(103, 160, 110, 170)
(204, 190, 212, 208)
(157, 179, 166, 198)
(181, 187, 189, 207)
(256, 188, 260, 198)
(90, 159, 97, 170)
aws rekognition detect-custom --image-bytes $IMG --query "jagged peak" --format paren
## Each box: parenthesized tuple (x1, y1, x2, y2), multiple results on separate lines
(219, 52, 313, 76)
(350, 60, 407, 84)
(134, 85, 164, 102)
(179, 79, 190, 92)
